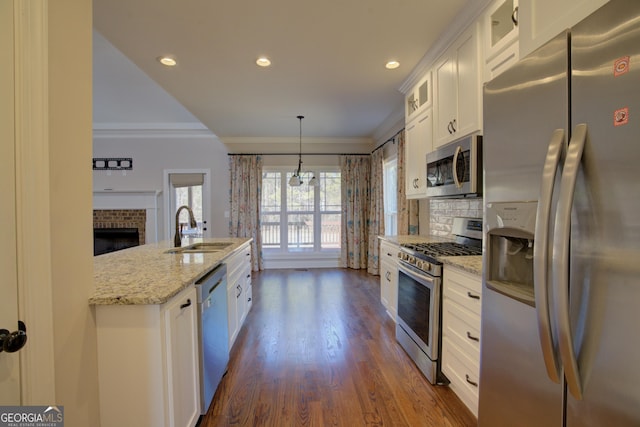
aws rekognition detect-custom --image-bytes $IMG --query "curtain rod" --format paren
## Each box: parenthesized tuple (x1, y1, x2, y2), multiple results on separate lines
(227, 152, 369, 156)
(371, 128, 404, 154)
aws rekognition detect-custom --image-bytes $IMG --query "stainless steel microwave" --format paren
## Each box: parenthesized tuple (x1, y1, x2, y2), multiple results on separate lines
(425, 134, 482, 198)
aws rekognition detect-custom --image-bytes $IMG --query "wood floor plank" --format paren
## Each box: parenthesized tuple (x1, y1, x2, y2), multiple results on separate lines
(199, 269, 476, 427)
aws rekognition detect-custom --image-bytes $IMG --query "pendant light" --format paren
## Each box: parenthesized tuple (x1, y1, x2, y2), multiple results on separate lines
(289, 115, 318, 187)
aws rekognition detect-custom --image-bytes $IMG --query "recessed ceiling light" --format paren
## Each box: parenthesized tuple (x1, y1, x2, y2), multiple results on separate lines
(256, 57, 271, 67)
(385, 60, 400, 70)
(158, 56, 177, 67)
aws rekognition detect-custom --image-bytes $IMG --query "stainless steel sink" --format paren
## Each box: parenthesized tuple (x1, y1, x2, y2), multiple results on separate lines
(165, 242, 233, 254)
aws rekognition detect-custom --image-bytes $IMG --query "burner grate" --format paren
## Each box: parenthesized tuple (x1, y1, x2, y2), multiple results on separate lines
(402, 242, 482, 258)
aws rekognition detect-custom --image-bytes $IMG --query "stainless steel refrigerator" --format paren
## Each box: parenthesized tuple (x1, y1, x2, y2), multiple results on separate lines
(479, 1, 640, 425)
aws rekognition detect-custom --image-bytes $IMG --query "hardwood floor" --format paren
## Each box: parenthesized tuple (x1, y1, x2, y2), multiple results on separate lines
(199, 268, 476, 427)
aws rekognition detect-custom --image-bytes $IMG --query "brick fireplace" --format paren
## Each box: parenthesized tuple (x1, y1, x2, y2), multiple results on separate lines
(93, 209, 146, 254)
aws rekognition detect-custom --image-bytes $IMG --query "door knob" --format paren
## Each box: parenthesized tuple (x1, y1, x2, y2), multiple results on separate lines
(0, 321, 27, 353)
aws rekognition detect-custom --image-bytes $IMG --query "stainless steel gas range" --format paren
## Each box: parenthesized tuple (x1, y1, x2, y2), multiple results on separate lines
(396, 217, 482, 385)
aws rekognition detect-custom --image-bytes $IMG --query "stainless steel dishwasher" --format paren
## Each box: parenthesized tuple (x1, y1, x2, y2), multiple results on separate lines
(195, 263, 229, 414)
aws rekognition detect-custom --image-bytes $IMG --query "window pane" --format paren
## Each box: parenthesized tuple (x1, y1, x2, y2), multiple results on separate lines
(287, 173, 314, 211)
(320, 172, 341, 212)
(287, 214, 313, 250)
(175, 185, 203, 238)
(261, 214, 281, 248)
(262, 172, 281, 212)
(321, 213, 341, 249)
(383, 160, 397, 214)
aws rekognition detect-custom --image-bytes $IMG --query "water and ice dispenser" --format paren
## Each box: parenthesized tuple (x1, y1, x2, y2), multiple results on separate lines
(485, 202, 538, 307)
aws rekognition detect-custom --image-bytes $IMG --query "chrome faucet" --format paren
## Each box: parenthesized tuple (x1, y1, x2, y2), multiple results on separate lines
(174, 205, 198, 247)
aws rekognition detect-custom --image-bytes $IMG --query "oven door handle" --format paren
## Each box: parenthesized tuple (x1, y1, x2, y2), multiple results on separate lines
(399, 263, 436, 287)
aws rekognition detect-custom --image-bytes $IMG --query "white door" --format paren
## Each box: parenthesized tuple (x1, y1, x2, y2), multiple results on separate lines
(164, 170, 211, 242)
(0, 0, 21, 404)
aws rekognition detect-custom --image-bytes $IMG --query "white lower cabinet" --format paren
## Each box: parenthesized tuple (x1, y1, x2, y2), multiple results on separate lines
(96, 286, 200, 427)
(225, 242, 253, 349)
(379, 239, 399, 321)
(442, 265, 482, 417)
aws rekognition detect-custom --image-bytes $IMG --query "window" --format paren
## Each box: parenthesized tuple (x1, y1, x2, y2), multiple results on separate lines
(262, 169, 341, 252)
(383, 157, 398, 236)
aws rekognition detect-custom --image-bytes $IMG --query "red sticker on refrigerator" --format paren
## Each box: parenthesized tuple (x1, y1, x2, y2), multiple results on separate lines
(614, 56, 630, 76)
(614, 107, 629, 126)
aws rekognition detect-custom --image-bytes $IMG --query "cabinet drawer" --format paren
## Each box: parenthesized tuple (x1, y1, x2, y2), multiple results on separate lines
(380, 241, 399, 262)
(443, 268, 481, 316)
(442, 337, 480, 416)
(443, 298, 481, 361)
(226, 244, 252, 278)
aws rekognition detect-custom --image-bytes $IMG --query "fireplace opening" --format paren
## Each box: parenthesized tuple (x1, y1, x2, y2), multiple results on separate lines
(94, 228, 140, 256)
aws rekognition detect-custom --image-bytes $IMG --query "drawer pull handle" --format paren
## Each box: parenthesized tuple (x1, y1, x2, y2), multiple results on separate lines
(180, 299, 192, 310)
(466, 374, 478, 387)
(466, 331, 480, 342)
(387, 252, 392, 257)
(385, 272, 391, 281)
(467, 291, 480, 300)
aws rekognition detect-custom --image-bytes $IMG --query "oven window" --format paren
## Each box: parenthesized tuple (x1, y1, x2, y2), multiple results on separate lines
(398, 269, 431, 346)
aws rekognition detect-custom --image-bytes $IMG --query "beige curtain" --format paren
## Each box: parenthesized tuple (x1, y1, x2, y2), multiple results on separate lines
(228, 155, 264, 271)
(397, 130, 419, 235)
(367, 148, 385, 275)
(340, 155, 371, 269)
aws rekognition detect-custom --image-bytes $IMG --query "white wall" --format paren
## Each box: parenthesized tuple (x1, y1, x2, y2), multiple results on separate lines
(93, 133, 230, 239)
(49, 0, 101, 423)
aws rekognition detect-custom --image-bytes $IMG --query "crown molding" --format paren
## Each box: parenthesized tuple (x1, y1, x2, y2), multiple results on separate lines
(93, 122, 217, 139)
(221, 136, 373, 145)
(399, 0, 493, 94)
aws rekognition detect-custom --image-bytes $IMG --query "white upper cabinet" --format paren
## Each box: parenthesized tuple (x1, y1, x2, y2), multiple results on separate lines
(519, 0, 609, 58)
(485, 0, 519, 60)
(434, 22, 483, 149)
(405, 73, 432, 124)
(483, 0, 520, 82)
(405, 106, 433, 199)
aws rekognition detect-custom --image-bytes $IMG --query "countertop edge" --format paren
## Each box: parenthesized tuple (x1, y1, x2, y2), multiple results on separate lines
(90, 238, 252, 306)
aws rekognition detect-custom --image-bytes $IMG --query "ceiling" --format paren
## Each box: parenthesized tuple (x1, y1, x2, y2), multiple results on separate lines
(93, 0, 478, 140)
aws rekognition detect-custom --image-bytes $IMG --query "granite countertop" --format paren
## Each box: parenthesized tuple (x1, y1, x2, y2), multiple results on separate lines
(378, 235, 483, 276)
(90, 237, 252, 306)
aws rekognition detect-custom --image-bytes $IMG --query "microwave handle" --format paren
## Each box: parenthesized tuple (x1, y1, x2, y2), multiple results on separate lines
(453, 145, 463, 188)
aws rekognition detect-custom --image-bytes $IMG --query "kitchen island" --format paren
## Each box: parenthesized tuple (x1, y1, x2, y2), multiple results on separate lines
(91, 237, 252, 427)
(91, 237, 252, 305)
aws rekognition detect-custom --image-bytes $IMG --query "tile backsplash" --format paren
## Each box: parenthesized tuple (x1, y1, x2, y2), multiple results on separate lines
(429, 198, 483, 236)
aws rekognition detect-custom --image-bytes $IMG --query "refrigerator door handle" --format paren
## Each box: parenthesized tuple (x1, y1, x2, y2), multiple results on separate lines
(533, 128, 565, 384)
(552, 123, 588, 401)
